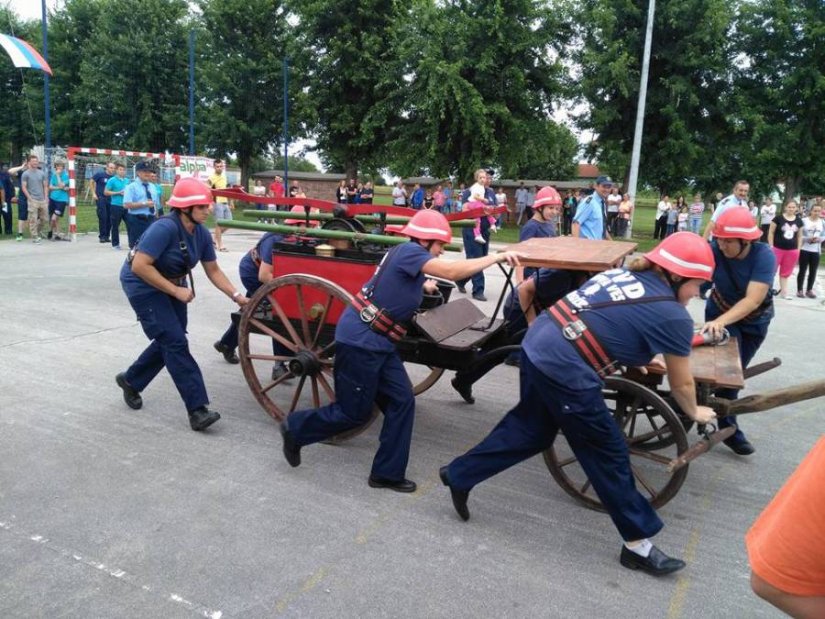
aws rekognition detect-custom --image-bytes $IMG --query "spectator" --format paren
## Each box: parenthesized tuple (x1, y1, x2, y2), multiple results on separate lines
(391, 180, 407, 207)
(123, 161, 160, 249)
(749, 200, 759, 222)
(443, 181, 453, 214)
(524, 186, 536, 220)
(654, 194, 671, 240)
(704, 180, 750, 239)
(47, 162, 69, 240)
(606, 186, 621, 234)
(336, 179, 348, 204)
(768, 200, 803, 300)
(105, 163, 129, 249)
(360, 181, 374, 204)
(432, 184, 445, 212)
(0, 163, 12, 236)
(561, 189, 577, 236)
(759, 197, 776, 242)
(796, 203, 824, 298)
(688, 193, 705, 235)
(464, 169, 497, 245)
(268, 175, 285, 201)
(666, 197, 681, 237)
(495, 186, 508, 226)
(454, 183, 465, 214)
(515, 182, 529, 226)
(573, 176, 612, 240)
(91, 162, 115, 243)
(206, 159, 233, 252)
(616, 193, 633, 238)
(410, 183, 424, 210)
(8, 162, 28, 241)
(252, 179, 266, 197)
(456, 172, 496, 301)
(677, 204, 688, 232)
(346, 178, 358, 203)
(746, 437, 825, 618)
(423, 189, 434, 210)
(150, 171, 163, 217)
(20, 154, 48, 244)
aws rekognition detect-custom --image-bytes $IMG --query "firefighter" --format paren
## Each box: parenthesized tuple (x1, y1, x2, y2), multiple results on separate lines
(700, 208, 776, 455)
(116, 177, 249, 431)
(279, 209, 525, 492)
(439, 232, 717, 576)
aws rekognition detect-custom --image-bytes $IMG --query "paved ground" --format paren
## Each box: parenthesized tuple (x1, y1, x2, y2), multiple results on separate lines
(0, 230, 821, 618)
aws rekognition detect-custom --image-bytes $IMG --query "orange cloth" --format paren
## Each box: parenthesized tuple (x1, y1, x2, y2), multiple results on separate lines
(746, 436, 825, 596)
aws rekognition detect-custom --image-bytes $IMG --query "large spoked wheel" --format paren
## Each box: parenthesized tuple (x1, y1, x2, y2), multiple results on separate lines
(404, 364, 445, 396)
(238, 274, 378, 441)
(543, 376, 689, 512)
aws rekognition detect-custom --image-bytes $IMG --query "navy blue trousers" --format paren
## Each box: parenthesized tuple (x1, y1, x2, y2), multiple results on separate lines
(711, 321, 768, 443)
(96, 199, 110, 241)
(456, 226, 489, 295)
(110, 205, 126, 247)
(124, 289, 209, 413)
(446, 353, 663, 541)
(126, 213, 152, 249)
(287, 342, 415, 481)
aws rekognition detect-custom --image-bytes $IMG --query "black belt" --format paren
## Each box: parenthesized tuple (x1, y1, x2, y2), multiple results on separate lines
(130, 214, 151, 221)
(353, 292, 407, 342)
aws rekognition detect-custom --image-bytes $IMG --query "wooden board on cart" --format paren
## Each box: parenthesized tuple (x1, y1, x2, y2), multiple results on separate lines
(502, 237, 638, 271)
(412, 298, 505, 351)
(690, 339, 744, 389)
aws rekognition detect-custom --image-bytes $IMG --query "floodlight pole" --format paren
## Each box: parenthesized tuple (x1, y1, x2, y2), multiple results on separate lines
(283, 57, 289, 190)
(188, 30, 195, 155)
(41, 0, 51, 169)
(625, 0, 656, 238)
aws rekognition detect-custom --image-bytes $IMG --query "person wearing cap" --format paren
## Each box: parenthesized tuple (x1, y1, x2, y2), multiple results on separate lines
(573, 176, 613, 240)
(123, 161, 160, 249)
(703, 180, 750, 239)
(214, 206, 316, 377)
(699, 208, 776, 455)
(279, 210, 524, 493)
(439, 232, 717, 576)
(116, 177, 249, 432)
(517, 186, 561, 283)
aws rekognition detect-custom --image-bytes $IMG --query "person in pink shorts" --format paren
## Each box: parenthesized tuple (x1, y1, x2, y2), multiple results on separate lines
(767, 200, 803, 299)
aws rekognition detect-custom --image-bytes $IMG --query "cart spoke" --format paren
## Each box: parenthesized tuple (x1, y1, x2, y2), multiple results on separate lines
(316, 372, 335, 400)
(288, 375, 308, 413)
(317, 340, 336, 359)
(629, 449, 672, 465)
(249, 317, 299, 353)
(556, 455, 579, 468)
(260, 370, 294, 394)
(310, 294, 336, 350)
(295, 284, 312, 346)
(631, 465, 658, 498)
(311, 377, 321, 408)
(578, 478, 593, 495)
(248, 353, 294, 362)
(270, 298, 303, 348)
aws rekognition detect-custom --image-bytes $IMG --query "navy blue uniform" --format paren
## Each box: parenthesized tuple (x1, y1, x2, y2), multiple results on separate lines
(218, 232, 284, 352)
(519, 218, 557, 279)
(287, 241, 431, 480)
(445, 268, 692, 541)
(120, 215, 217, 414)
(0, 170, 13, 234)
(92, 170, 112, 241)
(705, 241, 776, 443)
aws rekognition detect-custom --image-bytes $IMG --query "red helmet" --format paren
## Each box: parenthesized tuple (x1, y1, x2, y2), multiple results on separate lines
(284, 205, 319, 226)
(644, 232, 715, 281)
(713, 208, 762, 240)
(167, 177, 212, 208)
(533, 186, 562, 209)
(399, 210, 452, 243)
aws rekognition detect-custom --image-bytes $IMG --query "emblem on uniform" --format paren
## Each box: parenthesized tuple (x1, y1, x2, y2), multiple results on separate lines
(561, 319, 587, 341)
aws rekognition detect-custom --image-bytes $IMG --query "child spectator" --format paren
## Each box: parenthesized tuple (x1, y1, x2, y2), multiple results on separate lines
(48, 162, 69, 240)
(688, 193, 705, 234)
(432, 185, 445, 212)
(677, 205, 688, 232)
(666, 200, 680, 236)
(423, 189, 434, 210)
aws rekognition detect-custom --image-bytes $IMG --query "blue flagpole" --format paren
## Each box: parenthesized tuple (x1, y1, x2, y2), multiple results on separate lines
(189, 30, 195, 156)
(41, 0, 51, 168)
(283, 57, 289, 190)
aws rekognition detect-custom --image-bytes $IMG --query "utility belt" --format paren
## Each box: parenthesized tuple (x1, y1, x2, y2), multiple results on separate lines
(250, 247, 262, 268)
(709, 288, 772, 323)
(129, 213, 152, 221)
(546, 298, 618, 379)
(353, 291, 407, 343)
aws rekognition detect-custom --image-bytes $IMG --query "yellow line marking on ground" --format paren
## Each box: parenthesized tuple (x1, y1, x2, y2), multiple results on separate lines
(273, 566, 329, 615)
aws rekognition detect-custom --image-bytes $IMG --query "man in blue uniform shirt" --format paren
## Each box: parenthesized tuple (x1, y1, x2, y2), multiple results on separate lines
(123, 161, 159, 249)
(703, 179, 749, 239)
(105, 163, 130, 249)
(573, 176, 613, 240)
(91, 161, 115, 243)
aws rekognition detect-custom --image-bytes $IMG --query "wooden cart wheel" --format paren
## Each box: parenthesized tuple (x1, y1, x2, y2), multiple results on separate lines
(238, 274, 378, 441)
(543, 376, 689, 512)
(403, 363, 445, 395)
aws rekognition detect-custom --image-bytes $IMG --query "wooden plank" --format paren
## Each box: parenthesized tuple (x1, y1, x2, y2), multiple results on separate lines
(436, 318, 507, 351)
(412, 298, 485, 343)
(690, 339, 744, 389)
(502, 237, 638, 271)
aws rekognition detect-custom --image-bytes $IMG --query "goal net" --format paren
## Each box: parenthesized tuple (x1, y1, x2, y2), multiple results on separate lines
(66, 147, 178, 241)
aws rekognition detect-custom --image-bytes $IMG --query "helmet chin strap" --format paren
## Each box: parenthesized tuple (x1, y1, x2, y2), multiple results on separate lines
(178, 207, 196, 223)
(734, 239, 748, 258)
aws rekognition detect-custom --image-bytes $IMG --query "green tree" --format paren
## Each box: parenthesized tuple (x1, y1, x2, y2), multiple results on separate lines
(271, 154, 320, 173)
(386, 0, 576, 183)
(197, 0, 297, 188)
(734, 0, 825, 201)
(574, 0, 732, 194)
(292, 0, 404, 179)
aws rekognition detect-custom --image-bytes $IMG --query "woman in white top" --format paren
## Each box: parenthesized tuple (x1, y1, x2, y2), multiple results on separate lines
(760, 198, 776, 242)
(797, 204, 825, 298)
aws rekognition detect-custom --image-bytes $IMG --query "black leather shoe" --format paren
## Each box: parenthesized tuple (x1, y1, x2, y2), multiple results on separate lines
(724, 437, 755, 456)
(188, 407, 221, 431)
(280, 422, 301, 467)
(368, 476, 417, 493)
(472, 293, 488, 302)
(213, 341, 239, 364)
(115, 372, 143, 410)
(456, 284, 466, 293)
(451, 376, 475, 404)
(620, 545, 686, 576)
(439, 466, 470, 521)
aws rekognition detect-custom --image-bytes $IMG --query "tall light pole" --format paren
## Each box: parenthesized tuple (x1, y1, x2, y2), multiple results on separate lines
(41, 0, 51, 168)
(283, 57, 289, 190)
(625, 0, 656, 238)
